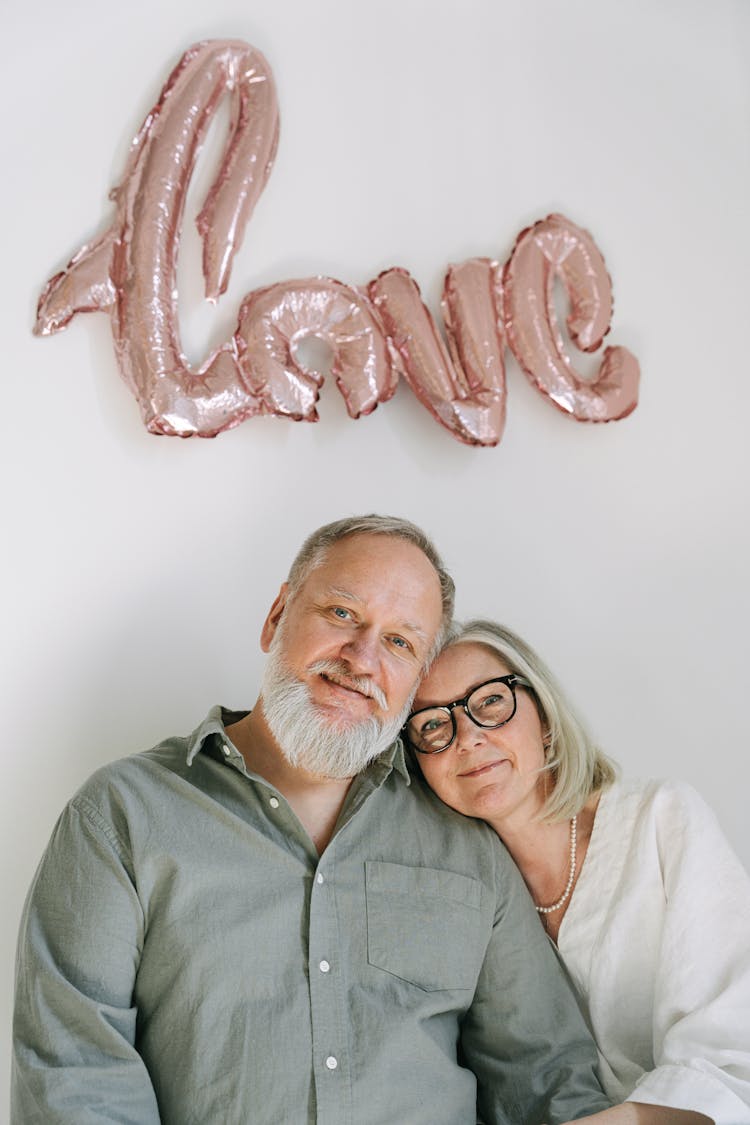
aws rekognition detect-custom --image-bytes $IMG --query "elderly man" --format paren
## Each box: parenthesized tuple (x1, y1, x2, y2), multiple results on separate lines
(13, 515, 610, 1124)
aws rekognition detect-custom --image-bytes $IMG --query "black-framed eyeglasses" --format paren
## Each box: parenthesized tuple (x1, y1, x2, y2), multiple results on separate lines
(405, 675, 531, 755)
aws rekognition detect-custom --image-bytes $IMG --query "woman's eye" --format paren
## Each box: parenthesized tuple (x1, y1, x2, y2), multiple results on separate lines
(421, 716, 449, 734)
(480, 694, 503, 708)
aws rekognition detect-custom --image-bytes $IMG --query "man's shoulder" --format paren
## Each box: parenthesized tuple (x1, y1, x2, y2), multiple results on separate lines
(71, 706, 231, 804)
(401, 767, 516, 866)
(66, 726, 200, 826)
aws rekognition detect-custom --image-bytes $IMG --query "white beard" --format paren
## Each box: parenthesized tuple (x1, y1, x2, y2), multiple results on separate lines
(260, 632, 413, 779)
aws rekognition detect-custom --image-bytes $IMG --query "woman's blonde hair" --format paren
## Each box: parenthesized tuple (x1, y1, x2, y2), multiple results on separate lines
(443, 619, 617, 821)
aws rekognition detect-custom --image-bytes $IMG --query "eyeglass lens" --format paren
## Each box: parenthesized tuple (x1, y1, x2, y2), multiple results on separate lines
(407, 679, 517, 753)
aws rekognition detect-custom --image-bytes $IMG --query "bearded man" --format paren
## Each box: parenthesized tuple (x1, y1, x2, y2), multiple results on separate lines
(13, 515, 611, 1125)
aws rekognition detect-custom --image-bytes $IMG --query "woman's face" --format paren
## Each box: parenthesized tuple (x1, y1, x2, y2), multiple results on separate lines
(411, 642, 547, 831)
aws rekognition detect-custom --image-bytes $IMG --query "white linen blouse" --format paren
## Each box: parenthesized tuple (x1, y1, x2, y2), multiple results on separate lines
(557, 778, 750, 1124)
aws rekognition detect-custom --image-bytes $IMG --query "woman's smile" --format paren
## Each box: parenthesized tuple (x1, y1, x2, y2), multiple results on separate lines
(457, 758, 510, 779)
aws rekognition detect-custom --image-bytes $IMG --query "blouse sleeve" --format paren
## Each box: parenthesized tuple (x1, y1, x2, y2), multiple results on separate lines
(628, 781, 750, 1124)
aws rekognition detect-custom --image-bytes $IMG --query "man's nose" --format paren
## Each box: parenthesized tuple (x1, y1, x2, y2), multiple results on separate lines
(340, 628, 380, 673)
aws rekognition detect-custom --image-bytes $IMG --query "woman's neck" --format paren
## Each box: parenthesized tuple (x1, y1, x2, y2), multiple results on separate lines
(492, 814, 573, 898)
(488, 794, 600, 943)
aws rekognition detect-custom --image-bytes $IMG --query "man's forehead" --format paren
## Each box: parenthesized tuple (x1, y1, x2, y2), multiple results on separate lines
(294, 535, 442, 628)
(303, 535, 438, 590)
(318, 532, 431, 568)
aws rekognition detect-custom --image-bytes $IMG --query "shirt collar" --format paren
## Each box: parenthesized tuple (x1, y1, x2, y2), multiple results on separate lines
(369, 736, 411, 785)
(185, 705, 246, 766)
(185, 705, 411, 785)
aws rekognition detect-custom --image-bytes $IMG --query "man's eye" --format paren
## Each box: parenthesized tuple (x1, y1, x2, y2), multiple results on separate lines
(332, 607, 352, 620)
(389, 635, 410, 651)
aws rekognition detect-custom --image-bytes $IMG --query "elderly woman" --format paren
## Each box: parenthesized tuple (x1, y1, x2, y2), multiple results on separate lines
(406, 620, 750, 1125)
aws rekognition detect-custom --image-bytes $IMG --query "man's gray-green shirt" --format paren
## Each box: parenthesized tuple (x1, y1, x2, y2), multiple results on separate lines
(13, 707, 610, 1124)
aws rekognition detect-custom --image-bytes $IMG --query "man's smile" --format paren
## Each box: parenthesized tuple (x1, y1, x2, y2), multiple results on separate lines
(309, 659, 388, 709)
(319, 671, 375, 700)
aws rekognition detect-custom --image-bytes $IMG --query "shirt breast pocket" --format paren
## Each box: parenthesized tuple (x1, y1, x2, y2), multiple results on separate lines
(365, 860, 485, 991)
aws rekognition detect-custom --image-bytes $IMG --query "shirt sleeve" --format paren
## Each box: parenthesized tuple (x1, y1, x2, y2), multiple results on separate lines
(461, 840, 612, 1125)
(627, 782, 750, 1124)
(12, 796, 161, 1124)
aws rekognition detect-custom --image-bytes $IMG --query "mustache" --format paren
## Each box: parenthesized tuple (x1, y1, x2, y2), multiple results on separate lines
(308, 659, 388, 711)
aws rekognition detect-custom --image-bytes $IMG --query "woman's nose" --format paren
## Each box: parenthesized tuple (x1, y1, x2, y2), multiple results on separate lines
(453, 708, 487, 752)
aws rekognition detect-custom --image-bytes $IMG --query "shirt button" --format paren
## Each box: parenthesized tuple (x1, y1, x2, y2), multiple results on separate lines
(221, 744, 231, 757)
(319, 960, 330, 973)
(316, 872, 325, 884)
(269, 797, 280, 809)
(325, 1056, 338, 1070)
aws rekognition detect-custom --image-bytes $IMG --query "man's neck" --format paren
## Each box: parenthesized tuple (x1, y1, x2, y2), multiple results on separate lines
(226, 704, 354, 855)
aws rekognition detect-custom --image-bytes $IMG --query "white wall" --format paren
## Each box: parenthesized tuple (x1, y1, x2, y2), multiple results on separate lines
(3, 0, 749, 1109)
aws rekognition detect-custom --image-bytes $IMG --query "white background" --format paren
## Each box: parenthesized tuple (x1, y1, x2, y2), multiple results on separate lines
(3, 0, 749, 1109)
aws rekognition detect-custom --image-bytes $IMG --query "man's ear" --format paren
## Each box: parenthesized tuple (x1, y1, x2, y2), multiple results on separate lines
(260, 583, 290, 652)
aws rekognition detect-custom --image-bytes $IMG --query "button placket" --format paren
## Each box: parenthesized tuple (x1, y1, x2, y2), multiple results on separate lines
(313, 868, 332, 979)
(309, 855, 350, 1114)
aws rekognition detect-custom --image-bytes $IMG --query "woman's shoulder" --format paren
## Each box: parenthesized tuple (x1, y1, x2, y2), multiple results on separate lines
(605, 777, 749, 889)
(598, 776, 713, 825)
(592, 778, 730, 870)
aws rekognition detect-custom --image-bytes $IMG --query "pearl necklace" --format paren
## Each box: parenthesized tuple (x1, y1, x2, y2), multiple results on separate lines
(535, 815, 578, 915)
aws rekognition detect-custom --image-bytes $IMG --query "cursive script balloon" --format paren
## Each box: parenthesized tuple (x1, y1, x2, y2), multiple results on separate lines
(35, 40, 280, 437)
(503, 214, 640, 422)
(35, 41, 640, 443)
(235, 278, 398, 421)
(370, 260, 506, 446)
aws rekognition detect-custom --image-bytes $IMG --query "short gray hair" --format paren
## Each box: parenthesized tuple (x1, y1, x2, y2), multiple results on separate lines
(287, 514, 454, 661)
(441, 619, 617, 821)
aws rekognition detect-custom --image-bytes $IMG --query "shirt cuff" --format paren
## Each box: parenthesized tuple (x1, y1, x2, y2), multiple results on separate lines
(628, 1064, 750, 1125)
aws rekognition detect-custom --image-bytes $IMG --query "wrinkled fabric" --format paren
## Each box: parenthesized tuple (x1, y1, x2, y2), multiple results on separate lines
(559, 778, 750, 1124)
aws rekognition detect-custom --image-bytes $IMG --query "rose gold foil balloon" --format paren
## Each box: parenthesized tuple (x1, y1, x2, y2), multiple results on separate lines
(369, 259, 506, 446)
(34, 39, 639, 443)
(235, 278, 398, 420)
(35, 40, 281, 437)
(503, 213, 640, 422)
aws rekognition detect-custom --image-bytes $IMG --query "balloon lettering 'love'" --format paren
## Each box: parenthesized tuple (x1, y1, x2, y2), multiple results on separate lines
(34, 39, 639, 445)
